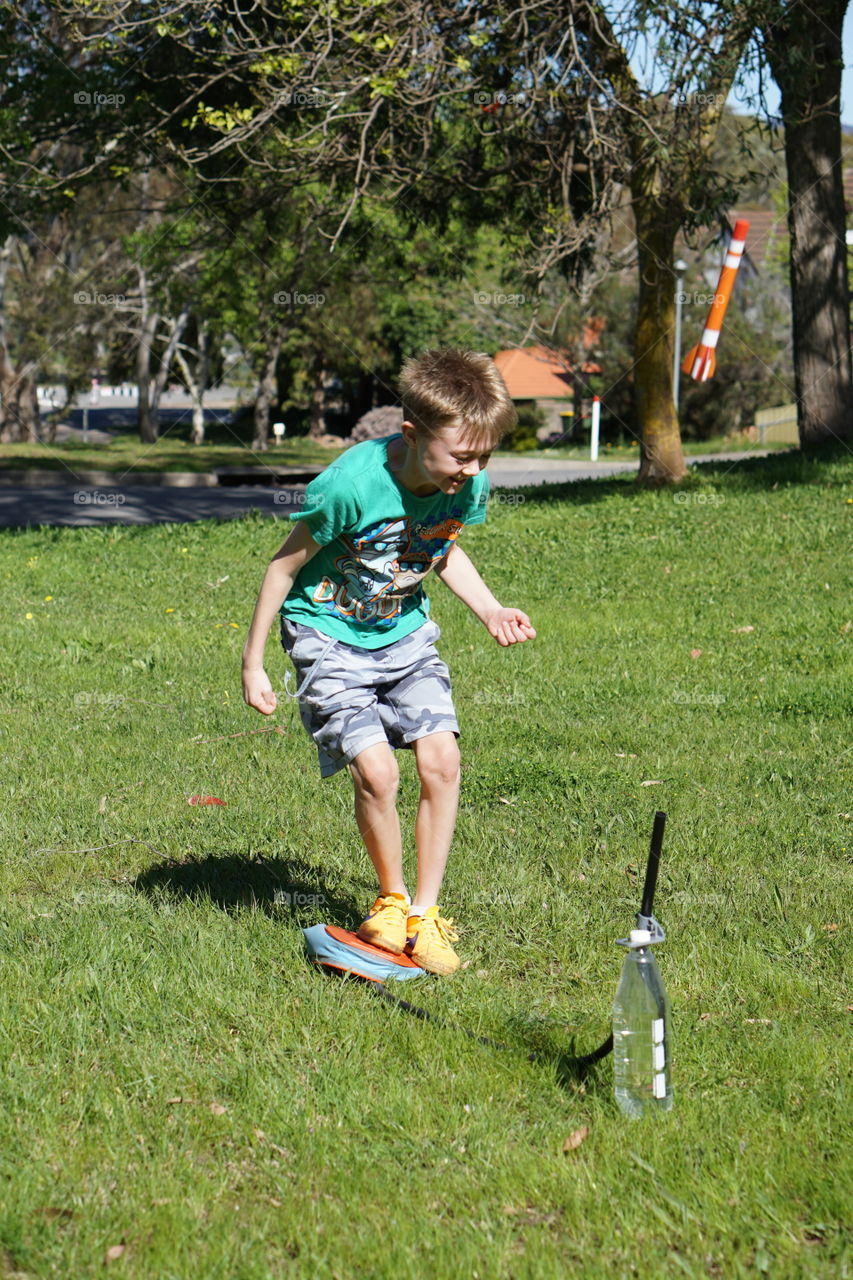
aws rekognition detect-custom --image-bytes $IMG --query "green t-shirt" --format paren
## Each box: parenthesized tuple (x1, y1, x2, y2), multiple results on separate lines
(281, 434, 489, 649)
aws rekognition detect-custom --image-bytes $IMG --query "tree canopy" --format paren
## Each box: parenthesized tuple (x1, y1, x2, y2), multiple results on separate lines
(0, 0, 848, 469)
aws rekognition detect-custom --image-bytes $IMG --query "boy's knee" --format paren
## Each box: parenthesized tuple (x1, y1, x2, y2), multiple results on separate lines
(350, 749, 399, 803)
(415, 735, 461, 789)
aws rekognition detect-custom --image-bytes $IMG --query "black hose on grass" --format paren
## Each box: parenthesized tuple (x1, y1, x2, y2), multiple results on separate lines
(368, 811, 668, 1078)
(370, 983, 613, 1076)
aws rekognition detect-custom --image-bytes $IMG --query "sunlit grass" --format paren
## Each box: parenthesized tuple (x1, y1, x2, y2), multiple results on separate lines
(0, 449, 850, 1278)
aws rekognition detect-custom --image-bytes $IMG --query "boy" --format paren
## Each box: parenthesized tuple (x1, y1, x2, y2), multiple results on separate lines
(242, 348, 535, 975)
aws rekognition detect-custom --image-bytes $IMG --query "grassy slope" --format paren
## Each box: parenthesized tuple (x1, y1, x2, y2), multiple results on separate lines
(1, 451, 851, 1278)
(0, 438, 344, 475)
(0, 434, 786, 476)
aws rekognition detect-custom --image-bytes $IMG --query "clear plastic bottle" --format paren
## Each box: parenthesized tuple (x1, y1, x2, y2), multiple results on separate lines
(612, 928, 673, 1117)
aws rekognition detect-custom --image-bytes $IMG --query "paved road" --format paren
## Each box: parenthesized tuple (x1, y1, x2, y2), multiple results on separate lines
(0, 452, 774, 530)
(0, 484, 302, 528)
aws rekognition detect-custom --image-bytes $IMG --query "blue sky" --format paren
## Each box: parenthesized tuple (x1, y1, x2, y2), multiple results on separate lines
(731, 9, 853, 123)
(627, 8, 853, 125)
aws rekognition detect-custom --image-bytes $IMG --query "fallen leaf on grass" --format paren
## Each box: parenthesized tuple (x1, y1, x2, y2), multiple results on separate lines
(501, 1205, 561, 1225)
(34, 1207, 73, 1222)
(209, 1102, 227, 1115)
(165, 1097, 195, 1105)
(187, 795, 227, 806)
(733, 625, 755, 633)
(690, 648, 702, 659)
(563, 1126, 589, 1153)
(190, 726, 285, 744)
(822, 923, 839, 932)
(840, 620, 851, 634)
(104, 1244, 126, 1263)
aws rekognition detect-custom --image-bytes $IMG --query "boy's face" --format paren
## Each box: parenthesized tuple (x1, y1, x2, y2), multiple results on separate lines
(401, 421, 492, 495)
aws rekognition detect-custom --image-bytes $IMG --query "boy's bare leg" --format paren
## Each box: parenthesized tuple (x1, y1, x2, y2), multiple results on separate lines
(348, 742, 408, 898)
(411, 732, 461, 908)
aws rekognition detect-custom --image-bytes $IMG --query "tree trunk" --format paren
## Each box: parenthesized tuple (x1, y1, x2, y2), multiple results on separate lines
(190, 396, 205, 445)
(251, 325, 286, 451)
(174, 322, 209, 445)
(0, 348, 17, 443)
(766, 0, 853, 447)
(193, 322, 209, 445)
(137, 308, 160, 443)
(0, 236, 17, 442)
(13, 363, 40, 442)
(148, 308, 190, 432)
(308, 361, 327, 439)
(0, 365, 39, 442)
(633, 203, 687, 484)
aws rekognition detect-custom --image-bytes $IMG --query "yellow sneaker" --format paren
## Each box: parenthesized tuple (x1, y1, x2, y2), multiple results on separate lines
(356, 893, 408, 954)
(405, 907, 460, 976)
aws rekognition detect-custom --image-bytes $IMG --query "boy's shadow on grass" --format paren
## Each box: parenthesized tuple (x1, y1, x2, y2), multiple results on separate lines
(132, 851, 355, 927)
(133, 854, 612, 1089)
(502, 1009, 614, 1089)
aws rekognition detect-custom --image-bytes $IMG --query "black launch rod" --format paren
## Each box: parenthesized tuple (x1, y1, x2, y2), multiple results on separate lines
(639, 810, 667, 921)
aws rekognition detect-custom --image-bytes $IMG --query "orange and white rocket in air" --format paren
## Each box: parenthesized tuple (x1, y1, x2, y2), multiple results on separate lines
(682, 219, 750, 382)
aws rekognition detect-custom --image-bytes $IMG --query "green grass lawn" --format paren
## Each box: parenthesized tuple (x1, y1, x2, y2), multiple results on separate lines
(1, 450, 851, 1278)
(0, 435, 344, 475)
(538, 434, 792, 461)
(0, 429, 785, 476)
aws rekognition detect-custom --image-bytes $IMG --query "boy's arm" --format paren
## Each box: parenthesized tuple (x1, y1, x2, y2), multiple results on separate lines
(434, 543, 535, 647)
(242, 520, 321, 714)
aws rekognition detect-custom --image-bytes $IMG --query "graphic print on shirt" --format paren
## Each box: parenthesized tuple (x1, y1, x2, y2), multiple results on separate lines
(313, 514, 464, 625)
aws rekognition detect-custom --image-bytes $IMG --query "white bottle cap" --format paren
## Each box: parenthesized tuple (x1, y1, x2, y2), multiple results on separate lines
(630, 928, 652, 944)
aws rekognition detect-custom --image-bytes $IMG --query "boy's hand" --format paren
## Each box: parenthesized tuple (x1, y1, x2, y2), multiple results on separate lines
(485, 607, 536, 647)
(242, 665, 278, 715)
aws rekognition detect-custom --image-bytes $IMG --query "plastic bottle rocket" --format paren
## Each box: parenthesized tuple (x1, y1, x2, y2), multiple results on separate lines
(682, 219, 750, 382)
(612, 928, 673, 1117)
(611, 810, 673, 1117)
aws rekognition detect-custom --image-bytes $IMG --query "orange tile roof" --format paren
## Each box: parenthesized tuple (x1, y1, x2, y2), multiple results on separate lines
(493, 346, 575, 399)
(742, 208, 786, 268)
(675, 209, 787, 271)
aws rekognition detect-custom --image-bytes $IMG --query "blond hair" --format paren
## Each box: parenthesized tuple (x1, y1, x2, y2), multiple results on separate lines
(398, 348, 517, 448)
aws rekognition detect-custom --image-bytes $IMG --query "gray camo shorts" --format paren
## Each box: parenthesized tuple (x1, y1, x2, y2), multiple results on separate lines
(279, 616, 460, 778)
